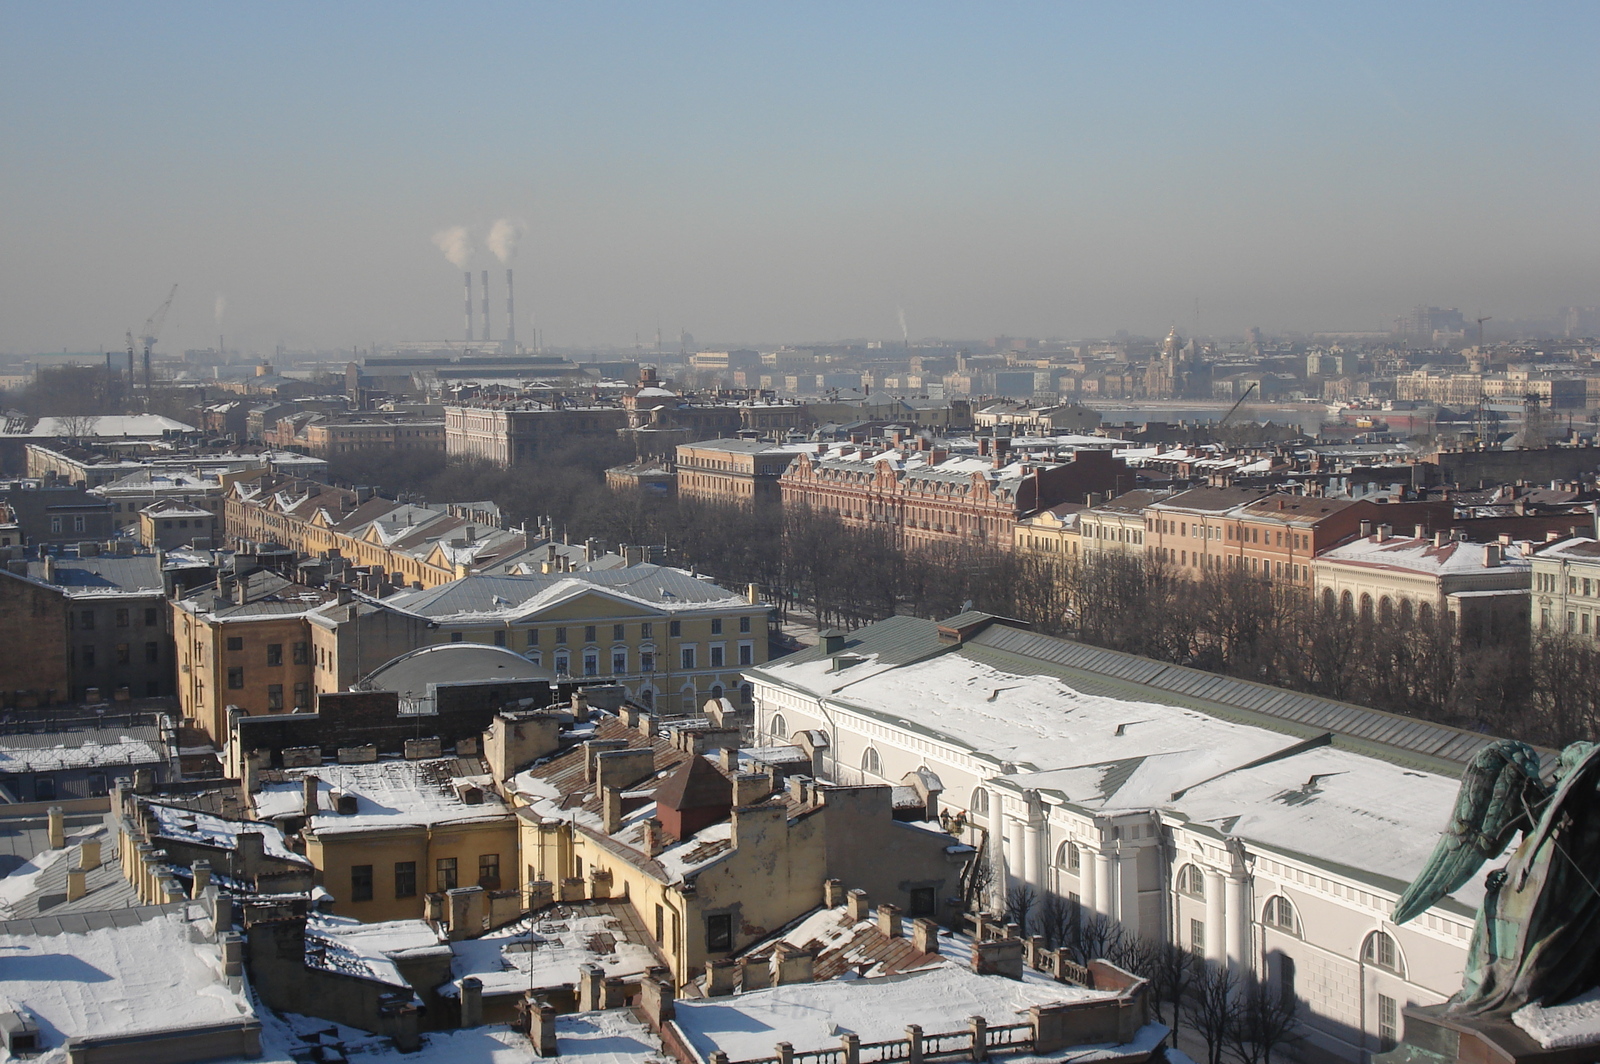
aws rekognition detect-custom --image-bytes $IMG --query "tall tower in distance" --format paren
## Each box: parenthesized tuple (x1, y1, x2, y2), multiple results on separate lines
(504, 268, 516, 347)
(463, 272, 474, 342)
(480, 269, 492, 342)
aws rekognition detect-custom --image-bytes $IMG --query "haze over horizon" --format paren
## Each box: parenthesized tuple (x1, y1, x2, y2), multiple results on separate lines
(2, 2, 1596, 356)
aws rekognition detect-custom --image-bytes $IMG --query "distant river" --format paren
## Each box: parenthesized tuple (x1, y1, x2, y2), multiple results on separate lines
(1088, 401, 1327, 436)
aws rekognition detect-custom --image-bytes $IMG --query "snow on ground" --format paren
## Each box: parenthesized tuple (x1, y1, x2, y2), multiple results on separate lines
(1515, 987, 1600, 1050)
(672, 965, 1102, 1060)
(0, 909, 251, 1052)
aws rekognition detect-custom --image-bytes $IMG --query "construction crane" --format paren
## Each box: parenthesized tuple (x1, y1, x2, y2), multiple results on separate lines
(1217, 380, 1259, 429)
(139, 284, 178, 390)
(1476, 316, 1492, 350)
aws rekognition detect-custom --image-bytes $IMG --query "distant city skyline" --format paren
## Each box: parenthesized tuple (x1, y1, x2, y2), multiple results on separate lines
(1, 2, 1596, 356)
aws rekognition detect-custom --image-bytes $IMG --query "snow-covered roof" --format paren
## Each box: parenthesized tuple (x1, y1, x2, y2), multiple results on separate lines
(1317, 534, 1531, 578)
(8, 414, 194, 437)
(304, 913, 447, 990)
(145, 801, 308, 865)
(256, 758, 508, 834)
(0, 906, 253, 1047)
(672, 966, 1124, 1062)
(446, 905, 660, 998)
(753, 619, 1492, 907)
(0, 725, 168, 774)
(384, 564, 750, 623)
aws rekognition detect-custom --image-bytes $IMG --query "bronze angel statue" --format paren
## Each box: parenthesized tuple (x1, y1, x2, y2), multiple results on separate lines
(1393, 738, 1600, 1016)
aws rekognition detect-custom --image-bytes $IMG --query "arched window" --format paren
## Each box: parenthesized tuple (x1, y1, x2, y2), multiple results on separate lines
(739, 682, 753, 705)
(1177, 863, 1206, 899)
(1378, 597, 1393, 624)
(769, 713, 788, 739)
(860, 746, 882, 776)
(1419, 602, 1433, 625)
(970, 787, 989, 817)
(641, 688, 654, 709)
(710, 684, 724, 700)
(1340, 590, 1354, 618)
(1399, 598, 1414, 624)
(1322, 588, 1336, 613)
(1263, 895, 1300, 936)
(1359, 593, 1374, 622)
(1057, 841, 1082, 872)
(1363, 931, 1404, 975)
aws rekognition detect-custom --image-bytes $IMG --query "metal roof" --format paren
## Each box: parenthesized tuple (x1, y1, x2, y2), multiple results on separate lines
(965, 624, 1506, 773)
(357, 643, 554, 697)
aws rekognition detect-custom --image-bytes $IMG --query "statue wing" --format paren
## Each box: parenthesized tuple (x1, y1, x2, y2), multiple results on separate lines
(1393, 740, 1546, 925)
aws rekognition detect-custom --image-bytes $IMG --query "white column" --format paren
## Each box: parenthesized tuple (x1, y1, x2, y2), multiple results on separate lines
(1080, 847, 1099, 914)
(1204, 869, 1226, 966)
(1023, 821, 1042, 893)
(1225, 874, 1250, 977)
(1117, 844, 1141, 939)
(1093, 848, 1114, 920)
(998, 808, 1018, 892)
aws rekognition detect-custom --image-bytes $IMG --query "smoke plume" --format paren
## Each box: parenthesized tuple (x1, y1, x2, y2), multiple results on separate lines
(487, 217, 526, 264)
(432, 226, 473, 268)
(897, 305, 909, 345)
(214, 294, 227, 328)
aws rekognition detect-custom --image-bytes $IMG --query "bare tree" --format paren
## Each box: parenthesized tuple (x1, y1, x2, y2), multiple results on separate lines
(1144, 940, 1199, 1037)
(55, 412, 100, 443)
(1184, 962, 1238, 1064)
(1228, 977, 1299, 1064)
(1005, 883, 1038, 935)
(1036, 891, 1080, 951)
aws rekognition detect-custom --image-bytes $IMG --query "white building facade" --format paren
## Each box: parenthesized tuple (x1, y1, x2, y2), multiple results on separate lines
(746, 615, 1486, 1064)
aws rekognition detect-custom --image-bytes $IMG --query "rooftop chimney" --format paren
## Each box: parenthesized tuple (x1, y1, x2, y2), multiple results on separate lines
(481, 269, 492, 342)
(464, 272, 474, 343)
(505, 268, 516, 346)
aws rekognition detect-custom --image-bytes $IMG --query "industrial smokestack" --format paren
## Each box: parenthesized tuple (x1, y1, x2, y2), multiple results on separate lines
(480, 269, 492, 342)
(463, 272, 474, 342)
(505, 268, 516, 347)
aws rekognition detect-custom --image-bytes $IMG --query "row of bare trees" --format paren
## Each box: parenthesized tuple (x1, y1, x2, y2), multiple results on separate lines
(320, 450, 1595, 749)
(1005, 884, 1298, 1064)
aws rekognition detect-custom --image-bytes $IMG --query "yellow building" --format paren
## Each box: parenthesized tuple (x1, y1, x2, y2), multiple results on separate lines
(250, 757, 519, 923)
(1013, 504, 1083, 558)
(173, 574, 335, 743)
(379, 566, 772, 716)
(674, 439, 810, 507)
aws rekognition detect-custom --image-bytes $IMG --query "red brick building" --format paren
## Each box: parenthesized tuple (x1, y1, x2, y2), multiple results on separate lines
(780, 439, 1133, 552)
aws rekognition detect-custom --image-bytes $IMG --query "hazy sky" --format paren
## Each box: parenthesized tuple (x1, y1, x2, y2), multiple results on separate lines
(2, 3, 1596, 355)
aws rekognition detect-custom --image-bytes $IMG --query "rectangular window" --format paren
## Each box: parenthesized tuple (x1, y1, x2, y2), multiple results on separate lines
(73, 515, 85, 532)
(738, 643, 754, 666)
(681, 647, 696, 670)
(613, 651, 627, 674)
(641, 622, 653, 639)
(709, 644, 725, 668)
(145, 607, 159, 626)
(740, 616, 752, 633)
(1378, 994, 1399, 1051)
(115, 608, 130, 627)
(555, 627, 568, 644)
(583, 651, 599, 677)
(80, 610, 95, 630)
(267, 684, 283, 710)
(351, 864, 374, 902)
(35, 778, 55, 801)
(613, 624, 625, 641)
(227, 636, 243, 651)
(641, 651, 655, 672)
(50, 516, 61, 533)
(436, 858, 458, 891)
(584, 625, 596, 642)
(294, 682, 309, 709)
(451, 631, 463, 642)
(909, 887, 936, 915)
(655, 904, 665, 943)
(494, 629, 506, 646)
(79, 644, 95, 668)
(394, 861, 417, 898)
(116, 643, 130, 665)
(479, 853, 500, 889)
(669, 620, 681, 637)
(87, 772, 108, 797)
(526, 629, 539, 647)
(1190, 918, 1206, 952)
(706, 913, 733, 952)
(554, 652, 569, 675)
(292, 641, 309, 665)
(144, 642, 159, 664)
(266, 643, 283, 666)
(711, 618, 723, 635)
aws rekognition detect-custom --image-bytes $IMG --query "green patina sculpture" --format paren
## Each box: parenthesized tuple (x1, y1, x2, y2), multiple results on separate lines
(1394, 738, 1600, 1016)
